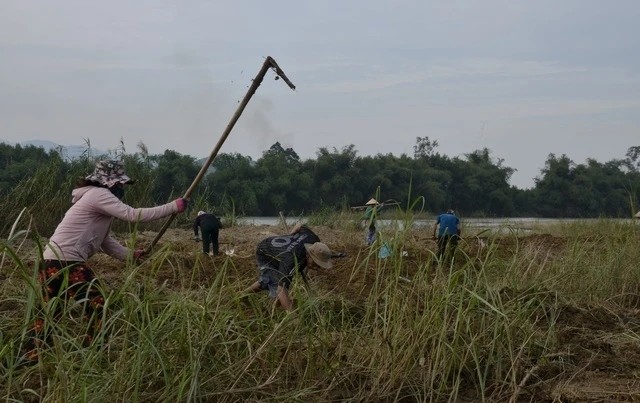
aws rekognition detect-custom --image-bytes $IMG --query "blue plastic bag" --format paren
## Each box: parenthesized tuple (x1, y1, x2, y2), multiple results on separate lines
(379, 243, 391, 258)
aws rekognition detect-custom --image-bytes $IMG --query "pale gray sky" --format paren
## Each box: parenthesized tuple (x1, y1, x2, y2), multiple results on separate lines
(1, 1, 639, 189)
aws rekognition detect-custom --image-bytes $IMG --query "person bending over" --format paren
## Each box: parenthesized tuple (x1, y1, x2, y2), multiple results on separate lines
(432, 208, 461, 263)
(244, 223, 338, 310)
(194, 210, 221, 256)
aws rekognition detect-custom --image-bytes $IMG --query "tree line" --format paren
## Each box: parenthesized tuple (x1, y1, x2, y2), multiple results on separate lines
(1, 138, 639, 235)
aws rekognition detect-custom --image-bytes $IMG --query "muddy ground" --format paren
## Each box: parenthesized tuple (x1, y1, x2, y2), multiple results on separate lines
(7, 224, 640, 401)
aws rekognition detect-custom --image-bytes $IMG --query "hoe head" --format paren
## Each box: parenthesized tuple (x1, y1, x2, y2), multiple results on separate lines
(265, 56, 296, 90)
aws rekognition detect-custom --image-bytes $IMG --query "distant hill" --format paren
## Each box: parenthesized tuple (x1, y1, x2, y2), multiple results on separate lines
(1, 139, 108, 160)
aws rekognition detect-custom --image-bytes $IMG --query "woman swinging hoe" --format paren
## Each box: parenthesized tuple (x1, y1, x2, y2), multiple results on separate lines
(23, 160, 188, 362)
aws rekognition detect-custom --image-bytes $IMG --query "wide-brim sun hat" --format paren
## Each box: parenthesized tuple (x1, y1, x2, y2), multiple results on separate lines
(365, 198, 379, 206)
(85, 160, 134, 188)
(304, 242, 334, 269)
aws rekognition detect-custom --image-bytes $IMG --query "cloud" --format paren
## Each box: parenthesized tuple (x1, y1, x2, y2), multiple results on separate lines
(1, 0, 639, 191)
(302, 58, 595, 94)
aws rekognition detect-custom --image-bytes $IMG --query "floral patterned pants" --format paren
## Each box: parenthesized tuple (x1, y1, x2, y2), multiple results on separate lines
(23, 260, 105, 358)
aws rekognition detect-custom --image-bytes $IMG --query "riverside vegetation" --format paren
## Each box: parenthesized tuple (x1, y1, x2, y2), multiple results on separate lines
(2, 139, 640, 233)
(1, 143, 640, 401)
(1, 208, 640, 401)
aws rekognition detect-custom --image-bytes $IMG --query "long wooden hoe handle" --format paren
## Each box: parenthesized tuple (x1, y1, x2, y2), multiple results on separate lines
(145, 56, 296, 254)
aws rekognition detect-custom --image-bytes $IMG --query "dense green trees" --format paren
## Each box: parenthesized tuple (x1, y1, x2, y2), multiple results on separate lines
(1, 139, 639, 230)
(532, 154, 635, 217)
(0, 143, 63, 192)
(205, 153, 258, 214)
(150, 150, 199, 202)
(312, 145, 363, 208)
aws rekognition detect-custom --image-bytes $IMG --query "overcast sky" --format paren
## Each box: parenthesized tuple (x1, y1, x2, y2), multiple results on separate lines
(1, 1, 639, 189)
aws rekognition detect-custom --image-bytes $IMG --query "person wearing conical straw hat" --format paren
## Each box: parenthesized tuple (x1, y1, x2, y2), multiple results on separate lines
(362, 198, 381, 246)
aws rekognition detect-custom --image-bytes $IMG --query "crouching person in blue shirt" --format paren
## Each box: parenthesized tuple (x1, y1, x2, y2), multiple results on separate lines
(432, 209, 461, 263)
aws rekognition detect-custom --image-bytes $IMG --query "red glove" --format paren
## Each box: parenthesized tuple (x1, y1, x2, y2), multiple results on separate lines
(174, 198, 189, 213)
(133, 249, 146, 262)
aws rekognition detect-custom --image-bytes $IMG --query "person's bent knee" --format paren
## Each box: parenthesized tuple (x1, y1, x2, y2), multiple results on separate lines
(276, 285, 293, 310)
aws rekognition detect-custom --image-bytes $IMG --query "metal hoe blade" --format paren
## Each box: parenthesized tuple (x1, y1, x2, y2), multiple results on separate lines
(146, 56, 296, 253)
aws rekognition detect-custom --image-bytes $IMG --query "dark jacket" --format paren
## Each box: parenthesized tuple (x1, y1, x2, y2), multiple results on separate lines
(256, 226, 320, 276)
(193, 213, 221, 237)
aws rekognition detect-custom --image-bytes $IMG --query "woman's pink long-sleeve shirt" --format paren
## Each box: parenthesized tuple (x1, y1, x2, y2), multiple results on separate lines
(43, 186, 179, 262)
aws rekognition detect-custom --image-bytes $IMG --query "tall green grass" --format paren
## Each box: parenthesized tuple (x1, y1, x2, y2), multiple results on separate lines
(2, 210, 640, 400)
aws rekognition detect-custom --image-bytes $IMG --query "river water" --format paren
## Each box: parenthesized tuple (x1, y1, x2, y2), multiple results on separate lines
(238, 217, 637, 234)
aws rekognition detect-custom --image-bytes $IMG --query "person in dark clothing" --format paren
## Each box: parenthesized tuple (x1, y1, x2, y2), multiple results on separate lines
(244, 223, 338, 310)
(194, 210, 221, 256)
(432, 209, 461, 262)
